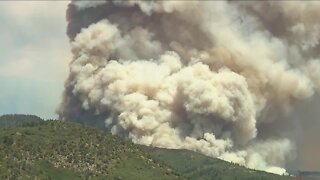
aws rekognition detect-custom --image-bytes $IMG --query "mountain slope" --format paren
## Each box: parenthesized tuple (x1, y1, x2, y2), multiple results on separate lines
(143, 147, 291, 180)
(0, 119, 182, 179)
(0, 115, 293, 179)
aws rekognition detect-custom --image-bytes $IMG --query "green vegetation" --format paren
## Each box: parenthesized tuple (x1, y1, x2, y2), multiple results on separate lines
(0, 114, 293, 179)
(143, 147, 291, 180)
(0, 115, 182, 179)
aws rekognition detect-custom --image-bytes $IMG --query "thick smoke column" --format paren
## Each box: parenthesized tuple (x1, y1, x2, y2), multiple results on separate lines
(58, 1, 320, 174)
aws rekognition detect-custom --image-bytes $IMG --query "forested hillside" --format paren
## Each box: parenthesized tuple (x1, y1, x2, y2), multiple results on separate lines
(144, 147, 291, 180)
(0, 118, 181, 179)
(0, 114, 293, 179)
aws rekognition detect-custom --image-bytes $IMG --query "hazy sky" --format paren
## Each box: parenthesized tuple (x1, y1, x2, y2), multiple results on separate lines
(0, 1, 70, 119)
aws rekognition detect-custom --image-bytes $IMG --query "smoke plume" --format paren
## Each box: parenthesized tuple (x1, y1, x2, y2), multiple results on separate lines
(58, 1, 320, 174)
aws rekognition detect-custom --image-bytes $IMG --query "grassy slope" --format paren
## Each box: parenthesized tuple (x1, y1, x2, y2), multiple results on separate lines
(0, 119, 182, 180)
(143, 147, 291, 180)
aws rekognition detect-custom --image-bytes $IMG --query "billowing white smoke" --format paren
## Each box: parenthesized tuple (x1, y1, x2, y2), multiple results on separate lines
(58, 1, 320, 175)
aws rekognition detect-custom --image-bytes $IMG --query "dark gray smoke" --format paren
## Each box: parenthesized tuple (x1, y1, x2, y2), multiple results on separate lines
(58, 1, 320, 174)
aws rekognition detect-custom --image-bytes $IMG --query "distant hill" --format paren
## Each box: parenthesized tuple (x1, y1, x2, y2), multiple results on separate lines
(293, 171, 320, 180)
(0, 114, 293, 179)
(0, 114, 43, 128)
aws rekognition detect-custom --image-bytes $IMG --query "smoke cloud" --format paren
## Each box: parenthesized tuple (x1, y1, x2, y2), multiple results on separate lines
(58, 1, 320, 174)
